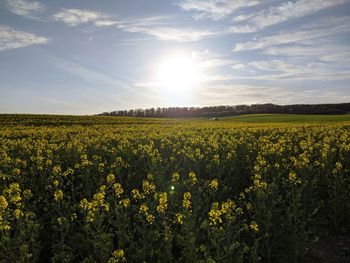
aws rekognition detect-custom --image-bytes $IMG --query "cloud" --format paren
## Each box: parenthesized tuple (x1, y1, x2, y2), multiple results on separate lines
(0, 25, 49, 51)
(227, 59, 350, 81)
(234, 16, 350, 51)
(142, 27, 219, 42)
(178, 0, 260, 21)
(4, 0, 44, 19)
(231, 0, 346, 33)
(232, 63, 246, 70)
(95, 16, 223, 42)
(53, 9, 100, 26)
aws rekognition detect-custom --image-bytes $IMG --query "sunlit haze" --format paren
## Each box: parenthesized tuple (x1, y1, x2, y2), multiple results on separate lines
(154, 52, 202, 105)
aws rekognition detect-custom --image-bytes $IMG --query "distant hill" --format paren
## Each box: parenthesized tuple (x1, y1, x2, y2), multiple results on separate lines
(98, 103, 350, 118)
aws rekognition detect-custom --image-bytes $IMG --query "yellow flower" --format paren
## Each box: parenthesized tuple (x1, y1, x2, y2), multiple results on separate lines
(108, 249, 126, 263)
(221, 199, 235, 214)
(52, 165, 62, 174)
(209, 179, 219, 190)
(12, 168, 21, 176)
(94, 192, 105, 205)
(142, 180, 155, 195)
(113, 183, 124, 198)
(146, 213, 155, 224)
(156, 192, 168, 214)
(188, 172, 198, 185)
(249, 221, 259, 232)
(13, 208, 23, 219)
(139, 203, 149, 215)
(23, 189, 32, 199)
(209, 202, 222, 226)
(53, 180, 59, 187)
(182, 192, 192, 211)
(54, 190, 63, 202)
(80, 198, 91, 211)
(172, 172, 180, 183)
(147, 173, 154, 181)
(107, 173, 115, 184)
(119, 198, 130, 208)
(288, 171, 301, 185)
(175, 213, 184, 224)
(288, 171, 297, 182)
(131, 189, 143, 200)
(0, 196, 8, 210)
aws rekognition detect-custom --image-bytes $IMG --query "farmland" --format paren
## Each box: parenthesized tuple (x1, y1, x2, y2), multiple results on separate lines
(0, 114, 349, 262)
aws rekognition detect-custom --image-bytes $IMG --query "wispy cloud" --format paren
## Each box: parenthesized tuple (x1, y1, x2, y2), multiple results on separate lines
(234, 16, 350, 51)
(4, 0, 45, 19)
(95, 16, 224, 42)
(231, 0, 346, 33)
(53, 9, 100, 26)
(0, 25, 49, 51)
(226, 59, 350, 82)
(178, 0, 260, 21)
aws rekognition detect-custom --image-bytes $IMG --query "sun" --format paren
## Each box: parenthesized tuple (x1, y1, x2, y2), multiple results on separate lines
(154, 53, 201, 105)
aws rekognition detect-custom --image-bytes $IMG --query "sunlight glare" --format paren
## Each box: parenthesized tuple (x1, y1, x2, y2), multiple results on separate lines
(154, 53, 202, 105)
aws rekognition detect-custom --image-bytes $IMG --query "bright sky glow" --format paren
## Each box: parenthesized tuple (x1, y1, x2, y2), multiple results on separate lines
(154, 53, 202, 105)
(0, 0, 349, 114)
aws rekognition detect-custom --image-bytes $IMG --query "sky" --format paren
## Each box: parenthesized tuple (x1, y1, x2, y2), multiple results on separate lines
(0, 0, 350, 114)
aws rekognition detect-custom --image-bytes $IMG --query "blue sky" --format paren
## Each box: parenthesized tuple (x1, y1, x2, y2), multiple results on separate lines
(0, 0, 349, 114)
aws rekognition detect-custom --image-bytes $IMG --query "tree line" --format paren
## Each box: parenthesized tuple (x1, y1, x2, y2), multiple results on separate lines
(97, 103, 350, 118)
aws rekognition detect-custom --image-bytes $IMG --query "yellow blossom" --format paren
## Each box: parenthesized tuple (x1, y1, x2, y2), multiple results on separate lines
(156, 192, 168, 213)
(172, 172, 180, 183)
(54, 190, 63, 202)
(131, 189, 143, 200)
(142, 180, 155, 195)
(80, 198, 91, 211)
(209, 202, 222, 226)
(139, 203, 149, 215)
(12, 168, 21, 176)
(13, 208, 23, 219)
(107, 173, 115, 184)
(209, 179, 219, 190)
(182, 192, 192, 211)
(23, 189, 32, 199)
(113, 183, 124, 198)
(249, 221, 259, 232)
(119, 198, 130, 208)
(146, 213, 155, 224)
(0, 196, 8, 210)
(188, 172, 198, 185)
(175, 213, 184, 224)
(108, 249, 126, 263)
(147, 173, 154, 181)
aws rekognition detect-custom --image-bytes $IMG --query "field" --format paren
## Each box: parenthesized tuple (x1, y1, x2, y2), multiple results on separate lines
(219, 114, 350, 122)
(0, 114, 349, 262)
